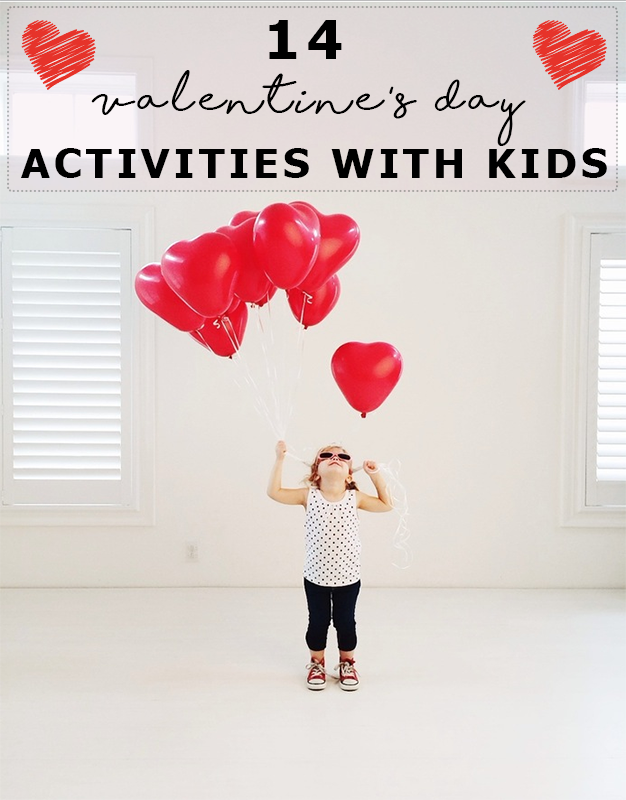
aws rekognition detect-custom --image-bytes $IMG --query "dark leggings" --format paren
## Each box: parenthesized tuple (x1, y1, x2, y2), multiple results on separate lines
(304, 578, 361, 652)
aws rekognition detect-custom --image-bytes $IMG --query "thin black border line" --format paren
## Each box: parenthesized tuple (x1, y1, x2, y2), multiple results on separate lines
(5, 2, 620, 193)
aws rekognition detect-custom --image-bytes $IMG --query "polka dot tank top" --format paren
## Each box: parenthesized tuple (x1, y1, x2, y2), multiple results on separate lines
(303, 488, 361, 587)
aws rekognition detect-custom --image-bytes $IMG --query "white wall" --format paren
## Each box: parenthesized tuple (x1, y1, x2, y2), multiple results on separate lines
(1, 189, 624, 588)
(1, 2, 624, 587)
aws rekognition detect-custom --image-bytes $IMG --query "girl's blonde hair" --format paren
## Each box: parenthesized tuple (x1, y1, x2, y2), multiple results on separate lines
(306, 444, 358, 490)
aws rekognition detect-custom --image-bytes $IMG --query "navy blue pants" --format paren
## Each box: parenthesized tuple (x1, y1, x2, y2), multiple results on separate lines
(304, 578, 361, 652)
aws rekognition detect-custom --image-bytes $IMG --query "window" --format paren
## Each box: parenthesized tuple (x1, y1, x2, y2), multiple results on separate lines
(563, 217, 626, 527)
(1, 57, 151, 157)
(4, 71, 137, 156)
(582, 80, 625, 168)
(0, 209, 154, 525)
(586, 232, 626, 506)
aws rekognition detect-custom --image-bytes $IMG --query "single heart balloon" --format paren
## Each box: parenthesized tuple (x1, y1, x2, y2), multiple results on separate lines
(331, 342, 403, 417)
(291, 203, 360, 294)
(161, 231, 239, 318)
(134, 263, 206, 331)
(287, 275, 341, 328)
(190, 301, 248, 358)
(217, 218, 275, 305)
(253, 203, 320, 289)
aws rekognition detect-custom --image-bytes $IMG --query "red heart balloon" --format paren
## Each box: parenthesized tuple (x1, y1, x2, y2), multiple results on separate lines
(134, 263, 206, 331)
(161, 232, 239, 318)
(217, 218, 275, 305)
(190, 302, 248, 358)
(287, 275, 341, 328)
(253, 203, 320, 289)
(255, 285, 278, 307)
(291, 203, 360, 294)
(331, 342, 403, 417)
(229, 210, 258, 226)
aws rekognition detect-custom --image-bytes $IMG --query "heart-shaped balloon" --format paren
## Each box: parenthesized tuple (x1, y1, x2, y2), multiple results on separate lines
(190, 301, 248, 358)
(291, 202, 360, 294)
(331, 342, 403, 417)
(161, 232, 239, 318)
(255, 285, 278, 307)
(229, 210, 258, 226)
(217, 218, 275, 305)
(287, 275, 341, 328)
(253, 203, 320, 289)
(134, 263, 206, 331)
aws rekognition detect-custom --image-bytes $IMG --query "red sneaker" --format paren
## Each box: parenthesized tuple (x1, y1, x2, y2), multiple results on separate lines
(336, 659, 359, 691)
(306, 660, 327, 691)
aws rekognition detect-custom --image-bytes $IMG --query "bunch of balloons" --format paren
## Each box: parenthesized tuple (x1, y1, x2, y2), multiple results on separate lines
(135, 201, 360, 358)
(136, 201, 404, 424)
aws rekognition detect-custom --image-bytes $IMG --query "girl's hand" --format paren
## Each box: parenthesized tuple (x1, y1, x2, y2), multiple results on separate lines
(275, 440, 288, 460)
(363, 460, 379, 474)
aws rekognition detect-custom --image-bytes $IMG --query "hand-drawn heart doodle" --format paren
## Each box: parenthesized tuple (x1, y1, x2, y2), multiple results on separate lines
(533, 20, 606, 90)
(22, 20, 96, 90)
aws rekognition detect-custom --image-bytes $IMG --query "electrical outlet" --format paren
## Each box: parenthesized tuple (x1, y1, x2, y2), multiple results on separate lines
(185, 542, 199, 562)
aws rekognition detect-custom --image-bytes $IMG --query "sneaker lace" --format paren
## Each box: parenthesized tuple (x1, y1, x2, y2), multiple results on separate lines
(306, 661, 327, 679)
(336, 661, 358, 680)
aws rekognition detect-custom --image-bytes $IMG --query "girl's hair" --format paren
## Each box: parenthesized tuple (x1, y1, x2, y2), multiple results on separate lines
(306, 444, 359, 490)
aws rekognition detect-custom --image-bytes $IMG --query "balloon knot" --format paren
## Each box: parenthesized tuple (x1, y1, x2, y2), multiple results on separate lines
(361, 412, 367, 418)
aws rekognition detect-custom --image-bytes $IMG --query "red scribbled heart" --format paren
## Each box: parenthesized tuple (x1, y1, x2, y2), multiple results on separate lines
(22, 20, 96, 90)
(533, 20, 606, 90)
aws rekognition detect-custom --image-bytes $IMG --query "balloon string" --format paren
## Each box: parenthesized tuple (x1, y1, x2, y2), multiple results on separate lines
(221, 297, 309, 442)
(377, 460, 412, 569)
(284, 293, 308, 435)
(255, 302, 286, 438)
(221, 314, 285, 440)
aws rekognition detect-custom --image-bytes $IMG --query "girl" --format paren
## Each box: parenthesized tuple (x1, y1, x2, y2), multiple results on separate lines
(267, 440, 393, 691)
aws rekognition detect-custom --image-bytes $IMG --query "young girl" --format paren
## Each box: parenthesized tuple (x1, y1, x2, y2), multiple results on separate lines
(267, 440, 393, 691)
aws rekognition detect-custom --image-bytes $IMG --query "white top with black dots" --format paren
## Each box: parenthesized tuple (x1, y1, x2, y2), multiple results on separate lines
(303, 488, 361, 587)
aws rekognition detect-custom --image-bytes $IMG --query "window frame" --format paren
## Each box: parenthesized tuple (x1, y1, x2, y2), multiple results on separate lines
(562, 214, 626, 528)
(0, 204, 155, 526)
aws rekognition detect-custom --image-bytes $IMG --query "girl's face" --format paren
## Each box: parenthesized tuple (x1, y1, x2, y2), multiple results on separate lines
(316, 446, 352, 480)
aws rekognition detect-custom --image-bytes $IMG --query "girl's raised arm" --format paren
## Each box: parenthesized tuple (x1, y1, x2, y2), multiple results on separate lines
(357, 461, 394, 512)
(267, 441, 308, 506)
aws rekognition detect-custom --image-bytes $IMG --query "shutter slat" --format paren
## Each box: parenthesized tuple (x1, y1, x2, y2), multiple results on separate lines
(15, 418, 122, 435)
(12, 470, 121, 481)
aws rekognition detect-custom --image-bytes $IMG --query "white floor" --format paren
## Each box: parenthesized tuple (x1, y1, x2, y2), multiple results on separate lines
(1, 588, 624, 800)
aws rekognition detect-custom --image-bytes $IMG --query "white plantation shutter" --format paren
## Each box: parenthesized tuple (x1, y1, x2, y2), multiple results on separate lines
(587, 232, 626, 507)
(1, 226, 133, 506)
